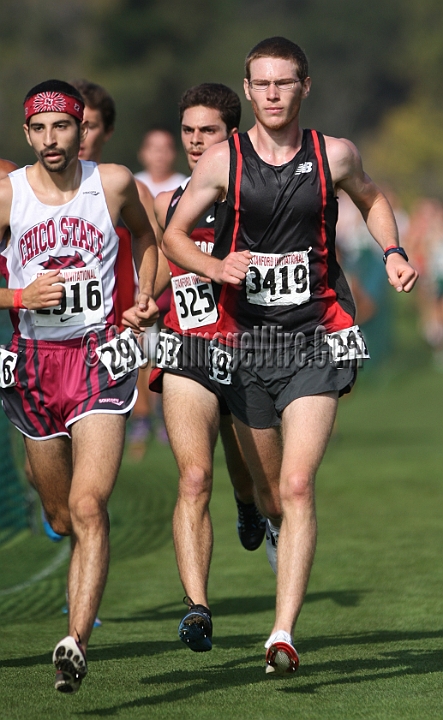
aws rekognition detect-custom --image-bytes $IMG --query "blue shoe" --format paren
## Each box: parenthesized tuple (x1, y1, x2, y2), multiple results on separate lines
(41, 509, 64, 543)
(235, 494, 266, 551)
(178, 596, 212, 652)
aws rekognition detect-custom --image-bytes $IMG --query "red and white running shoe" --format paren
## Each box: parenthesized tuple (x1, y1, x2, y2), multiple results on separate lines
(265, 630, 299, 675)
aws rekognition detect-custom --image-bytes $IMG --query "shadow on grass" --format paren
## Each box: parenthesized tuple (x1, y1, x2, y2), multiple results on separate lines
(2, 628, 442, 714)
(72, 628, 443, 715)
(104, 590, 365, 625)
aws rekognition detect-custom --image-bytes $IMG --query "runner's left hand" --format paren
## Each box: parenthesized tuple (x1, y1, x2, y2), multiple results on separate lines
(385, 255, 418, 293)
(122, 294, 159, 331)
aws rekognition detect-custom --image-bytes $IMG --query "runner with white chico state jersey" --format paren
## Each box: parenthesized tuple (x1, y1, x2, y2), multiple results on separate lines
(0, 79, 158, 694)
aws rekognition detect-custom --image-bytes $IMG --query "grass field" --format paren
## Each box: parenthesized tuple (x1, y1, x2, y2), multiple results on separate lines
(0, 301, 442, 719)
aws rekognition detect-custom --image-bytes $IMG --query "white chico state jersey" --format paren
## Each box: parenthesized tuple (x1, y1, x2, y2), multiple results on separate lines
(3, 161, 120, 341)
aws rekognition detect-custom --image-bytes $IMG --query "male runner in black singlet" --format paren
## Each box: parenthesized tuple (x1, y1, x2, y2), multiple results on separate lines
(125, 84, 264, 653)
(162, 38, 418, 673)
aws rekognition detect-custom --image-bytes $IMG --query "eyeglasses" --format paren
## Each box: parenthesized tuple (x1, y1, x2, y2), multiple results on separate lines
(248, 79, 301, 91)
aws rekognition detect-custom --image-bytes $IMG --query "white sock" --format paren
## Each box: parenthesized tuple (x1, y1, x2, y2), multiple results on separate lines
(265, 630, 293, 649)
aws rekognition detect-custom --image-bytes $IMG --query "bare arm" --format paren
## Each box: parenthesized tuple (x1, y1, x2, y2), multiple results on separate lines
(135, 178, 158, 236)
(327, 136, 418, 292)
(121, 188, 174, 331)
(0, 271, 66, 310)
(162, 142, 251, 285)
(153, 190, 173, 298)
(0, 177, 62, 308)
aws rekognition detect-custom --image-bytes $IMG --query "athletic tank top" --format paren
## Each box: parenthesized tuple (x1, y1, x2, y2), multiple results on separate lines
(212, 130, 355, 343)
(3, 161, 120, 341)
(163, 178, 219, 336)
(114, 223, 136, 331)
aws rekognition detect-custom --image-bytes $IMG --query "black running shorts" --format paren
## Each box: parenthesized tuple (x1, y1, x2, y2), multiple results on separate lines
(149, 331, 230, 416)
(212, 338, 357, 429)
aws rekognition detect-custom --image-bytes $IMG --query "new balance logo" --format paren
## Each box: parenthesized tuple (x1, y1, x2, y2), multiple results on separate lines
(295, 162, 313, 175)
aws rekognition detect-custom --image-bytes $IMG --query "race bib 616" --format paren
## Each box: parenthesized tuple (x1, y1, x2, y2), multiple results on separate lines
(32, 264, 104, 327)
(0, 347, 18, 388)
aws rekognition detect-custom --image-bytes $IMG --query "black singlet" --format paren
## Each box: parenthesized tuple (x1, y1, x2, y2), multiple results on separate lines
(212, 130, 355, 343)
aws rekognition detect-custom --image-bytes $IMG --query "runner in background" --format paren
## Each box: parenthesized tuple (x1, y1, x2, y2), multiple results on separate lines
(130, 129, 186, 454)
(124, 84, 266, 654)
(135, 128, 186, 197)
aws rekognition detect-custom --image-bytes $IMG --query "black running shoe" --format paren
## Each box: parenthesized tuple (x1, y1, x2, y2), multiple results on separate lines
(235, 494, 267, 551)
(178, 596, 212, 652)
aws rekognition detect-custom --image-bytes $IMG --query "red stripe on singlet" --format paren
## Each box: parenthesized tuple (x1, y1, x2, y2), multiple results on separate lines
(311, 129, 354, 330)
(217, 134, 243, 335)
(311, 130, 328, 248)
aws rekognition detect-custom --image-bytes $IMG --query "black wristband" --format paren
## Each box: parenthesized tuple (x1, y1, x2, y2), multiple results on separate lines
(383, 246, 408, 264)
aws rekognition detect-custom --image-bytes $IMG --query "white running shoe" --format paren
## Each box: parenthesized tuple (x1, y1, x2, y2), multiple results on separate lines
(265, 520, 279, 574)
(53, 635, 87, 693)
(265, 630, 299, 675)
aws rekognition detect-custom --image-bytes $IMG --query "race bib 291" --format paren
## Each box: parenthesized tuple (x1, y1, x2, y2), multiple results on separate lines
(96, 328, 147, 380)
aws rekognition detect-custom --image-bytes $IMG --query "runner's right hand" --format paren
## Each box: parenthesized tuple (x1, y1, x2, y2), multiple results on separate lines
(22, 270, 65, 309)
(210, 250, 252, 285)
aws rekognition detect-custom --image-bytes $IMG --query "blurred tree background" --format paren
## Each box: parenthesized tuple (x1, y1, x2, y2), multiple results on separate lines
(0, 0, 442, 204)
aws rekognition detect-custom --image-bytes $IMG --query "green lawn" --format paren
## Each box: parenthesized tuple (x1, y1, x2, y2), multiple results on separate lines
(0, 303, 442, 719)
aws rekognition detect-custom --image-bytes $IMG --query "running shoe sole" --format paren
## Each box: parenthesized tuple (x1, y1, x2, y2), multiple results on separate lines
(53, 636, 87, 693)
(265, 641, 299, 675)
(178, 608, 212, 652)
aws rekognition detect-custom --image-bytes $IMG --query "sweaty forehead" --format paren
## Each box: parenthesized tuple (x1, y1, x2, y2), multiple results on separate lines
(248, 56, 299, 78)
(181, 105, 224, 129)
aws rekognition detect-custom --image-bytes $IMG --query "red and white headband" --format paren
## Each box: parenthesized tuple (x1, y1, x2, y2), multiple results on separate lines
(24, 91, 84, 123)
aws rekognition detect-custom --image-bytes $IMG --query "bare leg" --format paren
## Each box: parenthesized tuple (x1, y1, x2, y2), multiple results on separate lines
(230, 417, 283, 524)
(24, 434, 72, 535)
(163, 373, 219, 607)
(273, 392, 338, 636)
(67, 413, 125, 649)
(219, 414, 255, 503)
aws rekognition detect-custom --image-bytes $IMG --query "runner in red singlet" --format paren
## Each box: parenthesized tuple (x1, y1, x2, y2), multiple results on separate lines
(124, 84, 265, 653)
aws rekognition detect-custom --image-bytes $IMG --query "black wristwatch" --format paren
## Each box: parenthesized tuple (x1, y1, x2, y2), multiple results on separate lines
(383, 246, 409, 264)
